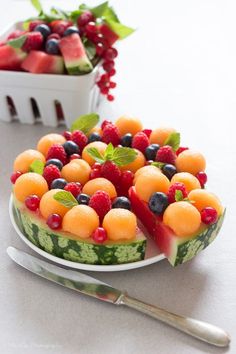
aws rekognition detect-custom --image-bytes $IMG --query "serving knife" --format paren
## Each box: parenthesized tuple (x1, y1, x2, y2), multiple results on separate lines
(7, 246, 230, 347)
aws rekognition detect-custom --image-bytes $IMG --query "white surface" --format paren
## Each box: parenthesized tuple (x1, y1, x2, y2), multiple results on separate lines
(0, 1, 236, 354)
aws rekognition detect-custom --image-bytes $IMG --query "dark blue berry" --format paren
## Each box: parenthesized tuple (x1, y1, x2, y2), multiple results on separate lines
(63, 26, 80, 37)
(112, 197, 131, 210)
(162, 164, 177, 180)
(120, 133, 132, 147)
(63, 141, 79, 156)
(76, 193, 90, 205)
(34, 24, 51, 39)
(51, 178, 67, 190)
(145, 144, 160, 161)
(88, 132, 101, 143)
(148, 192, 169, 215)
(45, 39, 60, 55)
(45, 159, 63, 170)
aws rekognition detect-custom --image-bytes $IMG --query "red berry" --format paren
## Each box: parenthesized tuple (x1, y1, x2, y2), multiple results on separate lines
(118, 170, 134, 196)
(70, 153, 81, 160)
(93, 33, 104, 44)
(77, 11, 94, 27)
(101, 120, 112, 130)
(46, 214, 62, 230)
(64, 182, 82, 197)
(103, 60, 115, 72)
(46, 144, 67, 165)
(167, 182, 188, 203)
(176, 147, 189, 156)
(43, 164, 61, 187)
(63, 131, 72, 140)
(29, 20, 45, 32)
(142, 129, 152, 138)
(25, 195, 40, 211)
(108, 68, 116, 76)
(102, 123, 120, 145)
(103, 47, 118, 61)
(90, 168, 101, 179)
(107, 94, 114, 101)
(109, 81, 116, 89)
(71, 130, 88, 152)
(47, 33, 61, 40)
(92, 227, 108, 243)
(96, 42, 105, 56)
(92, 162, 102, 170)
(201, 207, 218, 225)
(132, 132, 149, 154)
(10, 171, 22, 184)
(196, 171, 207, 187)
(89, 191, 111, 221)
(156, 146, 176, 165)
(50, 20, 72, 36)
(101, 161, 121, 184)
(22, 32, 44, 51)
(101, 87, 109, 95)
(85, 21, 97, 34)
(7, 30, 26, 40)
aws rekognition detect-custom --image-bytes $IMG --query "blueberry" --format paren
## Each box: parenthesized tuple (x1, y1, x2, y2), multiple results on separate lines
(63, 26, 80, 37)
(120, 133, 132, 147)
(112, 197, 131, 210)
(45, 39, 60, 55)
(63, 141, 79, 156)
(76, 193, 90, 205)
(148, 192, 169, 215)
(162, 164, 177, 180)
(34, 24, 51, 39)
(145, 144, 160, 161)
(45, 159, 63, 170)
(51, 178, 67, 190)
(88, 132, 101, 143)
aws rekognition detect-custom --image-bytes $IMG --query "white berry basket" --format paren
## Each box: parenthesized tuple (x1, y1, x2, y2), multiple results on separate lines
(0, 22, 102, 128)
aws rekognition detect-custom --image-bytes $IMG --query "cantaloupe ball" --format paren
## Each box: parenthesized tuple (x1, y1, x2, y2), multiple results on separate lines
(120, 149, 146, 173)
(103, 208, 137, 240)
(62, 205, 99, 239)
(188, 189, 223, 216)
(175, 149, 206, 175)
(14, 172, 48, 202)
(134, 165, 161, 183)
(39, 189, 71, 219)
(150, 127, 176, 146)
(171, 172, 201, 193)
(82, 141, 107, 166)
(37, 134, 66, 156)
(82, 178, 117, 198)
(61, 159, 91, 185)
(13, 149, 45, 173)
(115, 116, 143, 136)
(135, 171, 170, 202)
(163, 201, 201, 237)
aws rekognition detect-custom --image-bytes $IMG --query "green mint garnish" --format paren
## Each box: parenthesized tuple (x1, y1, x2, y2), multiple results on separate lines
(8, 35, 27, 49)
(175, 190, 184, 202)
(151, 161, 165, 169)
(31, 0, 43, 13)
(53, 191, 78, 208)
(86, 147, 105, 164)
(91, 1, 109, 18)
(164, 132, 180, 151)
(29, 160, 44, 175)
(105, 19, 135, 39)
(71, 113, 100, 134)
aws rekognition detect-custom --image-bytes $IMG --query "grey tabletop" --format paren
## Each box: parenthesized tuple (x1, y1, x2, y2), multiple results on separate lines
(1, 1, 236, 354)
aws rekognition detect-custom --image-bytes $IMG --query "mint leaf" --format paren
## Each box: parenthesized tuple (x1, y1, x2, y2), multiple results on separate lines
(53, 191, 78, 208)
(86, 147, 105, 164)
(164, 132, 180, 151)
(8, 35, 26, 49)
(151, 162, 165, 169)
(30, 160, 44, 175)
(104, 6, 120, 22)
(91, 1, 109, 17)
(104, 143, 115, 159)
(71, 113, 99, 134)
(31, 0, 43, 13)
(175, 190, 183, 202)
(111, 147, 137, 166)
(105, 19, 135, 39)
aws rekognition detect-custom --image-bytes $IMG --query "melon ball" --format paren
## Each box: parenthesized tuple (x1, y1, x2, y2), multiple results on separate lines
(119, 149, 146, 173)
(82, 141, 107, 166)
(115, 116, 143, 136)
(150, 127, 176, 146)
(61, 159, 91, 185)
(171, 172, 201, 193)
(82, 178, 117, 199)
(14, 149, 45, 173)
(39, 189, 71, 219)
(103, 208, 137, 240)
(188, 189, 223, 216)
(175, 149, 206, 175)
(134, 165, 161, 183)
(37, 133, 66, 156)
(135, 170, 170, 202)
(14, 172, 48, 202)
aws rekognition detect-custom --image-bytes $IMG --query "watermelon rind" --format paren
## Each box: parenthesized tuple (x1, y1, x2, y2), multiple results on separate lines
(65, 57, 93, 75)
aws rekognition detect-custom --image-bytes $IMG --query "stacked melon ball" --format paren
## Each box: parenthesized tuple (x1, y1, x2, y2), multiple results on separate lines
(11, 115, 223, 247)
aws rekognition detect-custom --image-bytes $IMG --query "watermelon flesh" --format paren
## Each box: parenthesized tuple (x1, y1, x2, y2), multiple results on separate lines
(21, 51, 65, 74)
(59, 33, 93, 75)
(0, 45, 27, 70)
(129, 187, 225, 266)
(99, 24, 119, 46)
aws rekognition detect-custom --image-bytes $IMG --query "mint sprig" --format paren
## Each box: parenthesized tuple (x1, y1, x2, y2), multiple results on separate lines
(7, 35, 26, 49)
(30, 160, 44, 175)
(53, 191, 78, 208)
(71, 113, 100, 134)
(164, 132, 180, 151)
(31, 0, 43, 13)
(151, 161, 165, 169)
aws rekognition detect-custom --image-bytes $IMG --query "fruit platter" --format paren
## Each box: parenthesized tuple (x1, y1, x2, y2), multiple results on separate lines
(0, 1, 134, 126)
(9, 113, 225, 271)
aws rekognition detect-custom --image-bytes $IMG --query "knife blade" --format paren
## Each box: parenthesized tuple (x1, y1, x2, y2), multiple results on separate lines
(7, 246, 230, 347)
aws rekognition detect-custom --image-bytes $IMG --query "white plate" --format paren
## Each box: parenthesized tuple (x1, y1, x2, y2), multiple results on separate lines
(9, 196, 165, 272)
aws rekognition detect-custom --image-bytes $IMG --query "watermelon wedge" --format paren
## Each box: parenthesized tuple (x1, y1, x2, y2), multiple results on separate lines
(98, 24, 119, 46)
(129, 187, 225, 266)
(0, 45, 27, 70)
(59, 33, 93, 75)
(21, 51, 64, 74)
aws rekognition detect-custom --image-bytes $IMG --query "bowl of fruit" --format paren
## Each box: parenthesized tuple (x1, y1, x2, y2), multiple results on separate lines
(0, 1, 134, 127)
(9, 113, 225, 271)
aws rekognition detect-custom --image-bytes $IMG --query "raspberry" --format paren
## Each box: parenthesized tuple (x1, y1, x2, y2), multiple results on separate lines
(201, 207, 218, 225)
(89, 191, 111, 221)
(142, 129, 152, 138)
(132, 132, 149, 154)
(102, 124, 120, 146)
(22, 32, 44, 51)
(167, 182, 188, 203)
(29, 20, 45, 32)
(50, 20, 72, 36)
(43, 164, 61, 187)
(156, 146, 176, 165)
(64, 182, 82, 197)
(176, 147, 189, 156)
(101, 119, 112, 130)
(46, 144, 67, 165)
(101, 161, 121, 184)
(71, 130, 88, 152)
(92, 227, 108, 243)
(196, 171, 207, 187)
(7, 30, 26, 40)
(10, 171, 22, 184)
